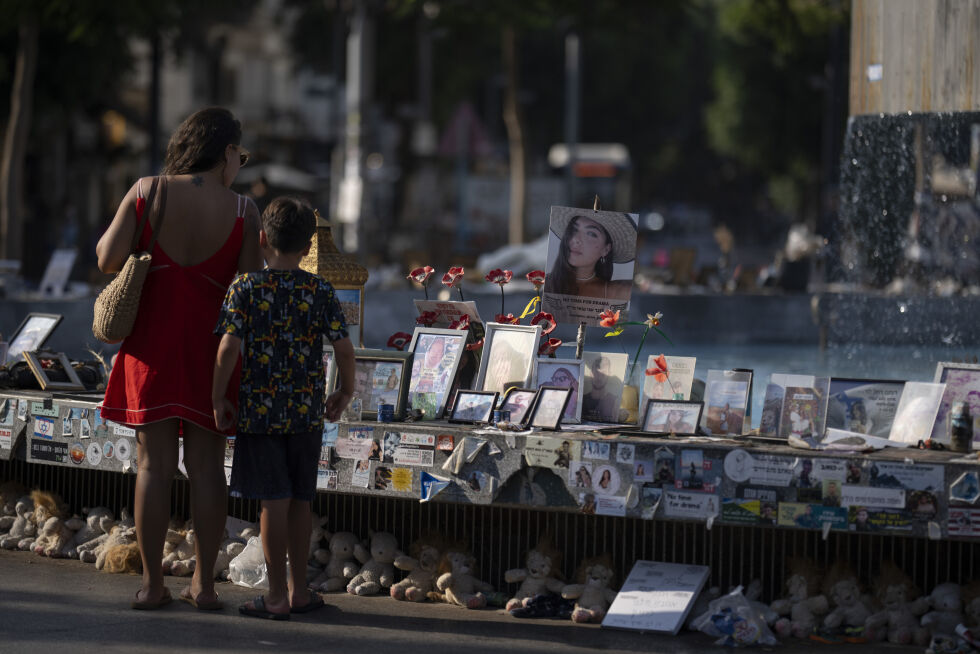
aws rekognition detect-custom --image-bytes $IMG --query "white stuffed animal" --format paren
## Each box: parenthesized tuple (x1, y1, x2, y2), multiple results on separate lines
(391, 539, 441, 602)
(921, 583, 965, 638)
(561, 555, 618, 623)
(94, 525, 137, 570)
(823, 569, 873, 635)
(435, 550, 495, 609)
(67, 507, 115, 559)
(311, 531, 361, 592)
(504, 542, 565, 611)
(348, 531, 402, 596)
(0, 496, 35, 550)
(33, 514, 76, 558)
(162, 528, 195, 575)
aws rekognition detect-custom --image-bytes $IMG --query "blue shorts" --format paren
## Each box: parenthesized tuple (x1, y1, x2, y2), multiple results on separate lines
(229, 431, 321, 502)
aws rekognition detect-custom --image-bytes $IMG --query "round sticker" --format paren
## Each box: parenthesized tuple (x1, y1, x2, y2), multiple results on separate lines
(115, 438, 131, 462)
(86, 442, 103, 466)
(102, 440, 114, 459)
(592, 464, 621, 497)
(724, 449, 753, 483)
(69, 442, 85, 465)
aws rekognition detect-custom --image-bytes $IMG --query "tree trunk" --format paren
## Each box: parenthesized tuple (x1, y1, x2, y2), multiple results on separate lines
(0, 16, 39, 262)
(501, 25, 526, 246)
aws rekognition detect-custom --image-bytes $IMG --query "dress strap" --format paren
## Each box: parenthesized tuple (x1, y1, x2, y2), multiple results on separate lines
(237, 194, 244, 217)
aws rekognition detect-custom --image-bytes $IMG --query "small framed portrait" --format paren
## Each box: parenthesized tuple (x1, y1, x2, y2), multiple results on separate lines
(23, 351, 85, 391)
(343, 349, 413, 420)
(448, 390, 499, 424)
(408, 328, 468, 420)
(641, 400, 703, 436)
(475, 322, 542, 396)
(4, 313, 63, 365)
(535, 358, 583, 424)
(933, 362, 980, 444)
(526, 386, 573, 431)
(498, 387, 538, 426)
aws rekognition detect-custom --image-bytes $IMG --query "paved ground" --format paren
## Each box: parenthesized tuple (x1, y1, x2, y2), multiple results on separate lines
(0, 549, 920, 654)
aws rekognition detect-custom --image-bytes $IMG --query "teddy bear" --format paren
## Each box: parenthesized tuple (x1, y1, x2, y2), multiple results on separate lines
(921, 582, 965, 639)
(170, 529, 199, 577)
(347, 530, 402, 596)
(33, 513, 76, 558)
(771, 557, 829, 639)
(820, 563, 873, 641)
(162, 528, 195, 575)
(864, 561, 930, 645)
(311, 531, 361, 592)
(215, 538, 246, 581)
(0, 480, 27, 531)
(434, 549, 495, 609)
(0, 496, 35, 550)
(391, 535, 442, 602)
(94, 525, 137, 570)
(504, 539, 565, 612)
(66, 507, 115, 559)
(560, 554, 618, 623)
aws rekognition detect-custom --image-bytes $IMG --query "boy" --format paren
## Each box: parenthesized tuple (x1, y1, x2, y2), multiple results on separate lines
(212, 196, 354, 620)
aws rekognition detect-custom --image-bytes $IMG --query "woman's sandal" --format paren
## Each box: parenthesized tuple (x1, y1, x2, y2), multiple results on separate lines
(131, 587, 173, 610)
(179, 587, 224, 611)
(239, 596, 290, 621)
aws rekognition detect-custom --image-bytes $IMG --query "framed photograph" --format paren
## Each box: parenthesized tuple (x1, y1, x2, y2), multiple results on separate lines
(475, 322, 542, 396)
(499, 387, 538, 426)
(4, 313, 62, 365)
(535, 358, 583, 423)
(448, 390, 499, 424)
(408, 327, 468, 420)
(932, 362, 980, 445)
(701, 369, 752, 435)
(526, 386, 573, 431)
(23, 351, 85, 391)
(640, 400, 703, 435)
(334, 287, 364, 348)
(343, 349, 413, 420)
(581, 351, 629, 423)
(889, 381, 946, 444)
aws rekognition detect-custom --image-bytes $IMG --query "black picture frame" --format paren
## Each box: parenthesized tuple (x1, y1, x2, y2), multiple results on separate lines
(640, 399, 703, 436)
(340, 349, 413, 420)
(4, 313, 63, 366)
(448, 390, 499, 424)
(498, 387, 539, 426)
(526, 385, 572, 431)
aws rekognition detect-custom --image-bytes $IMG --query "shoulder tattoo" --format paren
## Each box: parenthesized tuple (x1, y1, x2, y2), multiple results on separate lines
(192, 175, 204, 187)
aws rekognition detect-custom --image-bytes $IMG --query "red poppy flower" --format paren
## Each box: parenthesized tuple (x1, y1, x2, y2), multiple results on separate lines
(387, 332, 412, 351)
(484, 268, 513, 286)
(538, 338, 562, 356)
(530, 312, 557, 335)
(448, 315, 470, 331)
(526, 270, 546, 290)
(416, 311, 438, 326)
(441, 266, 465, 288)
(495, 313, 519, 324)
(645, 354, 670, 383)
(599, 309, 620, 328)
(466, 338, 484, 352)
(407, 266, 435, 284)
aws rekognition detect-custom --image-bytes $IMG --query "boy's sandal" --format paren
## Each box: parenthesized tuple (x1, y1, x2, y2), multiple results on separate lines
(131, 587, 173, 610)
(290, 589, 326, 614)
(179, 587, 224, 611)
(239, 596, 290, 621)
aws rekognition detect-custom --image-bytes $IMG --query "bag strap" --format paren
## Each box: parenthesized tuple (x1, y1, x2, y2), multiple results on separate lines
(132, 177, 168, 254)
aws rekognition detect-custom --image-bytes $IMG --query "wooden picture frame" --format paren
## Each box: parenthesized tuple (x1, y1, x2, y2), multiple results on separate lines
(341, 349, 413, 420)
(407, 327, 468, 420)
(498, 387, 538, 426)
(23, 350, 85, 391)
(535, 358, 584, 424)
(641, 400, 703, 436)
(526, 385, 572, 431)
(475, 322, 542, 395)
(448, 390, 499, 425)
(4, 313, 62, 365)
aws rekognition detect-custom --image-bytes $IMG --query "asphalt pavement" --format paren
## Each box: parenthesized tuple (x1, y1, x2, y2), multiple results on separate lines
(0, 549, 919, 654)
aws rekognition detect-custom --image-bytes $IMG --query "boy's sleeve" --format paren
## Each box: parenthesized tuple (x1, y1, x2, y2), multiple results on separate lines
(322, 283, 350, 342)
(214, 275, 250, 337)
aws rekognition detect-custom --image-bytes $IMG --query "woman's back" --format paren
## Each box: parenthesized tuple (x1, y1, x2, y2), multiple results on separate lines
(152, 175, 247, 267)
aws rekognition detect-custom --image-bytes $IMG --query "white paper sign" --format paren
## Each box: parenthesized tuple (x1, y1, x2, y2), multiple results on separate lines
(392, 432, 436, 467)
(841, 485, 905, 509)
(663, 490, 720, 520)
(602, 560, 711, 634)
(595, 495, 627, 517)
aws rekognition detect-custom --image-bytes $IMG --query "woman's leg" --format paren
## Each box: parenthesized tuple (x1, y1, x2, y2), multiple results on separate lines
(181, 422, 227, 602)
(135, 419, 179, 602)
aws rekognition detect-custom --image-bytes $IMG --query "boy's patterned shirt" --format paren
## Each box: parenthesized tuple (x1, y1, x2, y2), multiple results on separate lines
(215, 269, 348, 434)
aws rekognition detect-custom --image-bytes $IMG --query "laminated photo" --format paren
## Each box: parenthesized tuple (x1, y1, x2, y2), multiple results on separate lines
(701, 370, 751, 435)
(570, 462, 594, 488)
(677, 449, 704, 490)
(825, 378, 904, 439)
(642, 355, 696, 402)
(931, 363, 980, 443)
(777, 380, 830, 443)
(888, 382, 946, 444)
(581, 351, 628, 423)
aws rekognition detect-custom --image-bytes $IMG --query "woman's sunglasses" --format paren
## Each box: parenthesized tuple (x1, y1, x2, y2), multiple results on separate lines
(237, 146, 250, 167)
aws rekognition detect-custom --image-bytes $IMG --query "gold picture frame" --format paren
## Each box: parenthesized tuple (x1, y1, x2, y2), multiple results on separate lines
(23, 350, 85, 391)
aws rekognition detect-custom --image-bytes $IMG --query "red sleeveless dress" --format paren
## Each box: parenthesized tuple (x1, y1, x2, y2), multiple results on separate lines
(101, 181, 244, 434)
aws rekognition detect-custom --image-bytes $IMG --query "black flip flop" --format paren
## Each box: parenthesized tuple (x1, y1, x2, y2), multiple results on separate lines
(239, 596, 290, 621)
(291, 590, 326, 614)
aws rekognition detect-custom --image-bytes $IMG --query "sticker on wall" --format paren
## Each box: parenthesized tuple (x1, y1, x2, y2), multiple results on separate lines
(316, 469, 338, 491)
(420, 471, 451, 502)
(102, 440, 114, 459)
(436, 434, 455, 451)
(31, 402, 59, 418)
(17, 400, 28, 421)
(723, 449, 752, 483)
(79, 419, 91, 439)
(654, 447, 675, 485)
(569, 462, 593, 489)
(949, 472, 980, 505)
(0, 428, 11, 450)
(595, 495, 627, 517)
(0, 399, 16, 427)
(115, 438, 132, 462)
(351, 459, 372, 488)
(390, 467, 413, 492)
(62, 417, 72, 437)
(582, 441, 611, 460)
(69, 442, 85, 465)
(592, 464, 622, 497)
(34, 417, 55, 440)
(111, 422, 136, 438)
(639, 485, 663, 520)
(86, 441, 103, 466)
(616, 444, 635, 466)
(633, 459, 653, 483)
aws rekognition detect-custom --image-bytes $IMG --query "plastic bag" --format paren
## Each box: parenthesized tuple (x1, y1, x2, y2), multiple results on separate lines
(690, 586, 779, 647)
(228, 536, 268, 590)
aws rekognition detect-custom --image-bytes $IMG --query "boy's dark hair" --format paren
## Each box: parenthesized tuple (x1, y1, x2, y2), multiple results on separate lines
(262, 196, 316, 253)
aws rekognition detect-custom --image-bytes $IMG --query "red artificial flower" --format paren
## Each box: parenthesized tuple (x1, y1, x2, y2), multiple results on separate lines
(448, 315, 470, 331)
(538, 338, 562, 356)
(495, 313, 519, 324)
(645, 354, 670, 383)
(466, 338, 484, 352)
(442, 266, 465, 288)
(599, 309, 620, 328)
(416, 311, 439, 326)
(407, 266, 435, 284)
(484, 268, 513, 286)
(530, 311, 557, 335)
(526, 270, 546, 290)
(387, 332, 412, 351)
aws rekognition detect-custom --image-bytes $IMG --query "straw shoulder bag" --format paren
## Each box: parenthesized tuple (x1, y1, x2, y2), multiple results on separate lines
(92, 177, 167, 344)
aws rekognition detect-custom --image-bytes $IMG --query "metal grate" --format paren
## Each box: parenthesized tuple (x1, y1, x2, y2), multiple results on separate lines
(4, 458, 977, 598)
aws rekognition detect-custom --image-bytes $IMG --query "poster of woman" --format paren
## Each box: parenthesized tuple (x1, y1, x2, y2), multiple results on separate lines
(541, 206, 638, 325)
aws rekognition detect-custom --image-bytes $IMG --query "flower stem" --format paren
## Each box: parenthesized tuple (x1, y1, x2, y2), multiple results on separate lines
(630, 325, 650, 381)
(424, 282, 429, 300)
(457, 286, 465, 302)
(500, 286, 505, 316)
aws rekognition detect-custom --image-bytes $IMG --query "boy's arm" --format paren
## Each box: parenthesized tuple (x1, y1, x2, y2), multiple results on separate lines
(213, 333, 242, 431)
(324, 337, 355, 422)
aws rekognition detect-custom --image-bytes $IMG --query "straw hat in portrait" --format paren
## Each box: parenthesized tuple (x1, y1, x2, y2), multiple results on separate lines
(549, 207, 638, 263)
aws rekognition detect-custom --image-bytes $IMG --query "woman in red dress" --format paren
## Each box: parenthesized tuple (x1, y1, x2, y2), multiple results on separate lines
(97, 107, 262, 610)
